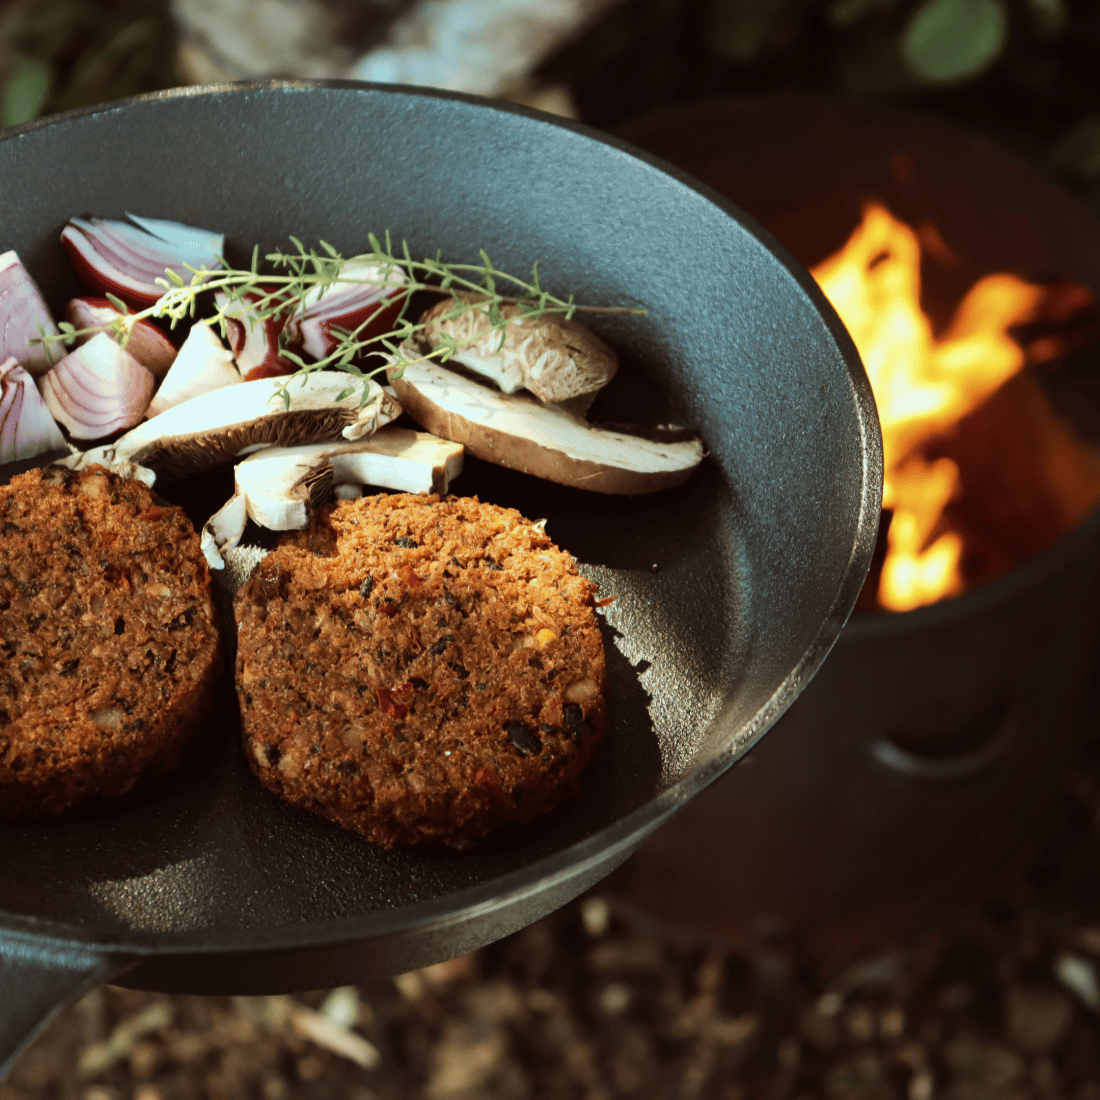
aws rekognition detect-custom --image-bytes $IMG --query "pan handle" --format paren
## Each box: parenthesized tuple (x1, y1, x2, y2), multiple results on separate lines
(0, 934, 133, 1083)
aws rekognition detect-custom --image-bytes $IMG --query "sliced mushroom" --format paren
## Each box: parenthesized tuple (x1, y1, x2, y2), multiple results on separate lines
(387, 354, 704, 494)
(200, 427, 464, 566)
(144, 322, 241, 418)
(58, 373, 401, 485)
(415, 291, 618, 404)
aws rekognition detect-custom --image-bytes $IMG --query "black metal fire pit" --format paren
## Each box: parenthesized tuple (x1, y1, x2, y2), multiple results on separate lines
(615, 96, 1100, 942)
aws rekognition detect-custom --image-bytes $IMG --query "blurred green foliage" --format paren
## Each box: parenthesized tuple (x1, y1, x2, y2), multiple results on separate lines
(690, 0, 1100, 199)
(0, 0, 176, 127)
(1, 53, 52, 127)
(1048, 118, 1100, 181)
(901, 0, 1007, 83)
(706, 0, 1071, 85)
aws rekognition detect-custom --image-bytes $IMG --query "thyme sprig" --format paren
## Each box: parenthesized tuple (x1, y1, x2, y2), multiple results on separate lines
(37, 235, 644, 406)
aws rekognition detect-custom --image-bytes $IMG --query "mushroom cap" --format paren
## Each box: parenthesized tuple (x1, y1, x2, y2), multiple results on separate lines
(416, 291, 618, 404)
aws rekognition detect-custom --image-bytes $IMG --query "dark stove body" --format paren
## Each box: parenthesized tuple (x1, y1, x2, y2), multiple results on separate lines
(614, 97, 1100, 940)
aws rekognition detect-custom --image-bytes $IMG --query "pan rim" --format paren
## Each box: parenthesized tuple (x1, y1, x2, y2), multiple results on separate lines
(0, 78, 882, 955)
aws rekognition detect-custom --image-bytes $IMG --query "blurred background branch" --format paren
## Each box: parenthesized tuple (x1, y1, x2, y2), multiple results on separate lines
(2, 0, 1098, 209)
(1, 0, 1098, 205)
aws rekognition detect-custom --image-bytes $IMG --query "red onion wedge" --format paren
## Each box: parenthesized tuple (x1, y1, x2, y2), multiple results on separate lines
(215, 289, 295, 381)
(282, 260, 408, 360)
(0, 357, 67, 462)
(146, 322, 242, 418)
(124, 212, 225, 258)
(0, 251, 62, 378)
(38, 332, 155, 439)
(64, 297, 178, 379)
(60, 214, 224, 309)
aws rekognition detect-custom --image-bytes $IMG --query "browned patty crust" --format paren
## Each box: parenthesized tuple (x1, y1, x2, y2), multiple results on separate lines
(0, 464, 223, 819)
(235, 493, 607, 848)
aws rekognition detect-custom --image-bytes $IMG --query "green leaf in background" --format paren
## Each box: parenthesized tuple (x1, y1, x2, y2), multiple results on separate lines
(828, 0, 896, 28)
(1025, 0, 1067, 37)
(1, 54, 53, 127)
(1047, 118, 1100, 181)
(707, 0, 788, 61)
(901, 0, 1007, 83)
(5, 0, 177, 118)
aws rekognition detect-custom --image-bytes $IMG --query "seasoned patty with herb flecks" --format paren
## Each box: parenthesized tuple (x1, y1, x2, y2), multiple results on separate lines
(234, 493, 607, 848)
(0, 464, 223, 819)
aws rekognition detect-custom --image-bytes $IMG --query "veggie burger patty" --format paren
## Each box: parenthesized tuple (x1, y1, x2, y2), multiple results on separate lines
(235, 492, 607, 848)
(0, 464, 223, 819)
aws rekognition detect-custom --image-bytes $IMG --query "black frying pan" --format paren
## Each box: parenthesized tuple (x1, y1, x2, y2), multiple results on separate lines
(0, 80, 882, 1076)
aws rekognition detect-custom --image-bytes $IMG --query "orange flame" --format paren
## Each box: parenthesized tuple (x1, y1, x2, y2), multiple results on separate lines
(810, 202, 1081, 612)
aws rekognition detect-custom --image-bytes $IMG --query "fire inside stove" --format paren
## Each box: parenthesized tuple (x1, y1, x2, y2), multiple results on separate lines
(811, 202, 1100, 612)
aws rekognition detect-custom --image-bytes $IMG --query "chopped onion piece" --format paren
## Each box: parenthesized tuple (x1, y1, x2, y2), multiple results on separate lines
(283, 260, 408, 360)
(0, 250, 61, 377)
(0, 356, 67, 462)
(215, 289, 294, 381)
(146, 322, 241, 418)
(64, 297, 177, 378)
(124, 212, 225, 258)
(61, 215, 223, 309)
(38, 333, 155, 439)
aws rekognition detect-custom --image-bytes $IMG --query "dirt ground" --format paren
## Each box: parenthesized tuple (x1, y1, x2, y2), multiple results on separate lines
(5, 726, 1100, 1100)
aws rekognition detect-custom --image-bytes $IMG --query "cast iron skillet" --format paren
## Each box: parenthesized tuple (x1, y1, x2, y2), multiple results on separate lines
(0, 80, 882, 1075)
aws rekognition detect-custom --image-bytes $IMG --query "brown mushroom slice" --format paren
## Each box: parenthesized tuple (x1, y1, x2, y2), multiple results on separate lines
(57, 373, 401, 486)
(416, 291, 618, 404)
(200, 427, 464, 567)
(388, 358, 704, 494)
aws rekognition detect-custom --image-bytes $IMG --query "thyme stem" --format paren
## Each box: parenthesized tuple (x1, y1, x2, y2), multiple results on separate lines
(33, 237, 646, 405)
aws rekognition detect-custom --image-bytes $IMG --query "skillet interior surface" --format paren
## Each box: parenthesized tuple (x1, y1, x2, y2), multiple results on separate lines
(0, 82, 880, 956)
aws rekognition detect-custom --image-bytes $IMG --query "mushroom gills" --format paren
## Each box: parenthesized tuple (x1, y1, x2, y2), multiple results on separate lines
(200, 427, 464, 567)
(56, 373, 401, 486)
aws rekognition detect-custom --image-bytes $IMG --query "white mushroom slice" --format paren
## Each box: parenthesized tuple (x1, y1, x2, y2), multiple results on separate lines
(38, 333, 155, 440)
(0, 357, 68, 463)
(57, 373, 401, 485)
(388, 355, 704, 494)
(416, 291, 618, 404)
(145, 322, 241, 418)
(200, 427, 464, 567)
